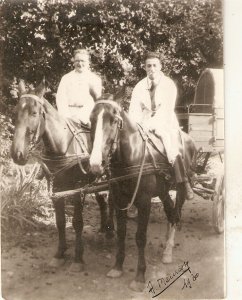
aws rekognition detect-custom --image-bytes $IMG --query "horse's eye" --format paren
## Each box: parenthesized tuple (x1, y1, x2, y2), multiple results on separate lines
(112, 116, 119, 124)
(32, 111, 37, 116)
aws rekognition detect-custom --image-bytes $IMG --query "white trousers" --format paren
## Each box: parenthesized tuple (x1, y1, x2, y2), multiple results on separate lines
(154, 127, 180, 164)
(68, 105, 94, 124)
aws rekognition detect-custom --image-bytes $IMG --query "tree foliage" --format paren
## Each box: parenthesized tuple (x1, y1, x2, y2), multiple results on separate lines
(1, 0, 223, 108)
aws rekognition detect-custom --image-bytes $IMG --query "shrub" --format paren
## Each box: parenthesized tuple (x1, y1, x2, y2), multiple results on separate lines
(1, 163, 47, 233)
(1, 0, 223, 108)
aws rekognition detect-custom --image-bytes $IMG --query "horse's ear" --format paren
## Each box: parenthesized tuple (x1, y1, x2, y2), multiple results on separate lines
(18, 79, 26, 96)
(100, 93, 114, 101)
(35, 77, 46, 98)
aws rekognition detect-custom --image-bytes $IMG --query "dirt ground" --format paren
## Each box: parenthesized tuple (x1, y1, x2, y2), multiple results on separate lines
(1, 193, 224, 300)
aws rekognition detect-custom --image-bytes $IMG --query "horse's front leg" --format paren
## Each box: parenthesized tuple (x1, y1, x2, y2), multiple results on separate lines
(69, 194, 85, 272)
(49, 198, 67, 268)
(106, 192, 115, 238)
(107, 206, 127, 278)
(95, 192, 115, 239)
(162, 184, 185, 264)
(130, 195, 151, 292)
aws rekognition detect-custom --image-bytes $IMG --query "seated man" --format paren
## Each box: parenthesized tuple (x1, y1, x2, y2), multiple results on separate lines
(129, 51, 194, 200)
(56, 49, 102, 125)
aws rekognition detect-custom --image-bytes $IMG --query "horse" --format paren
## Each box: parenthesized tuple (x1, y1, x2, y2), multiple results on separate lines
(11, 79, 114, 272)
(89, 97, 196, 291)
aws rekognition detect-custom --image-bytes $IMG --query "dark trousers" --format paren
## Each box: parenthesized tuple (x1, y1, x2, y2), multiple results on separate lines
(173, 154, 188, 184)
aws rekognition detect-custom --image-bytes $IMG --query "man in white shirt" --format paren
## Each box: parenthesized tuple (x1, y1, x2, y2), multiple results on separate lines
(129, 52, 193, 200)
(56, 49, 102, 125)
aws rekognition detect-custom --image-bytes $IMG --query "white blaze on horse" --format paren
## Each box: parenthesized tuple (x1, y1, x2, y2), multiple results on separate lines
(11, 79, 114, 272)
(89, 96, 196, 292)
(89, 108, 104, 174)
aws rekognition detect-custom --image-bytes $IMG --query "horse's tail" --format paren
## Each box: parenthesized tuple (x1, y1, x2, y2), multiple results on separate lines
(182, 132, 197, 178)
(191, 141, 198, 173)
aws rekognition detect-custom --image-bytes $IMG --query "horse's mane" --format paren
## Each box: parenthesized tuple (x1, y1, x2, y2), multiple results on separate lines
(43, 97, 56, 112)
(121, 109, 139, 132)
(93, 95, 138, 133)
(43, 97, 65, 122)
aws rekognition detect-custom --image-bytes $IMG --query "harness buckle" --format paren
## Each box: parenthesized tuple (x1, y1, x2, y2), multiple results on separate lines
(116, 115, 123, 130)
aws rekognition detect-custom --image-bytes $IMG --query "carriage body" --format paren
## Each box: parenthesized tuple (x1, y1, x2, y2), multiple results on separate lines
(177, 68, 224, 152)
(176, 68, 224, 233)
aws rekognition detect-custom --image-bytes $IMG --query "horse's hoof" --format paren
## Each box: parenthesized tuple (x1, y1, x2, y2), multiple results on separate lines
(106, 269, 123, 278)
(162, 253, 173, 264)
(48, 258, 65, 268)
(68, 262, 85, 273)
(129, 280, 145, 292)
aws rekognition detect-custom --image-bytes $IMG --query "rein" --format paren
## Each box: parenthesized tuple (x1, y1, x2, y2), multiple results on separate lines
(65, 119, 89, 175)
(120, 138, 147, 211)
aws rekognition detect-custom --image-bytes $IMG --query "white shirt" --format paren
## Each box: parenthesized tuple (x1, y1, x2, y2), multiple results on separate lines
(56, 69, 102, 123)
(129, 72, 179, 131)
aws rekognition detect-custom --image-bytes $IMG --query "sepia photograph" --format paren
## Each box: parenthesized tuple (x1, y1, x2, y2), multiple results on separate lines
(0, 0, 227, 299)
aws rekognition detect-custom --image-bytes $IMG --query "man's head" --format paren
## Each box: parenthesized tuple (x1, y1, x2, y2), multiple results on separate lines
(144, 52, 161, 81)
(73, 49, 90, 73)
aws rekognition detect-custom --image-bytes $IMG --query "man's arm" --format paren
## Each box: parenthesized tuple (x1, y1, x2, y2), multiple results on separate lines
(128, 84, 144, 124)
(56, 76, 70, 118)
(89, 75, 102, 101)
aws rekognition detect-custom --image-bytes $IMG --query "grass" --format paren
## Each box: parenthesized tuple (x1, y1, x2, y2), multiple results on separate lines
(1, 162, 51, 238)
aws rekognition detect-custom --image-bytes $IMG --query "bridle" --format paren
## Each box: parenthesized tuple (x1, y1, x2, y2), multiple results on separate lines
(93, 100, 149, 211)
(19, 93, 46, 152)
(94, 100, 123, 171)
(95, 100, 123, 129)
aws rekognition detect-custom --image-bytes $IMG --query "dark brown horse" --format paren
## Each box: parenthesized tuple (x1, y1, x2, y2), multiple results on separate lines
(11, 80, 114, 272)
(89, 98, 196, 291)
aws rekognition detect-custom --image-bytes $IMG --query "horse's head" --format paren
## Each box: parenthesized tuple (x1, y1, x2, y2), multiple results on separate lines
(89, 95, 123, 175)
(11, 79, 46, 165)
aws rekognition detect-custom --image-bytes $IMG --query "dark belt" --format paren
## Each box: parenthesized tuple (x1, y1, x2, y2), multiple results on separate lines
(68, 105, 84, 108)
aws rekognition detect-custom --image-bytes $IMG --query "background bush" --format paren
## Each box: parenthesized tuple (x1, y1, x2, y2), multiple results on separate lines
(1, 0, 223, 109)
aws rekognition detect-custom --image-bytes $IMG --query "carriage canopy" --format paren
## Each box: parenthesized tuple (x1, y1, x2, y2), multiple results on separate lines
(177, 68, 224, 152)
(193, 68, 224, 113)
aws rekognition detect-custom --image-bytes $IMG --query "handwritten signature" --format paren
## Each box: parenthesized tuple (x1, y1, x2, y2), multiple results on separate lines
(147, 261, 199, 298)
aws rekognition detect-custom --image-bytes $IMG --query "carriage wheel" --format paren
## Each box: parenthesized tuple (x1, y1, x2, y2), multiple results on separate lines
(212, 175, 224, 234)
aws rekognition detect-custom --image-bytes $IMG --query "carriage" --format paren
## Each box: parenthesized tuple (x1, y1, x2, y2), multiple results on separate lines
(176, 68, 224, 233)
(11, 68, 224, 291)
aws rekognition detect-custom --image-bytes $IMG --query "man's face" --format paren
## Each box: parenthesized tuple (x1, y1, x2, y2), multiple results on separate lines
(73, 53, 89, 73)
(145, 58, 161, 80)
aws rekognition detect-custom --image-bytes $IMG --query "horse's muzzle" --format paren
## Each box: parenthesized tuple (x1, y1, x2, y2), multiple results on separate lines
(90, 162, 104, 175)
(11, 148, 28, 165)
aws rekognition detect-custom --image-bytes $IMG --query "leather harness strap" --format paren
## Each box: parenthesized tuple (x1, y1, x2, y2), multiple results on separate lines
(65, 119, 90, 175)
(95, 100, 122, 112)
(20, 94, 44, 105)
